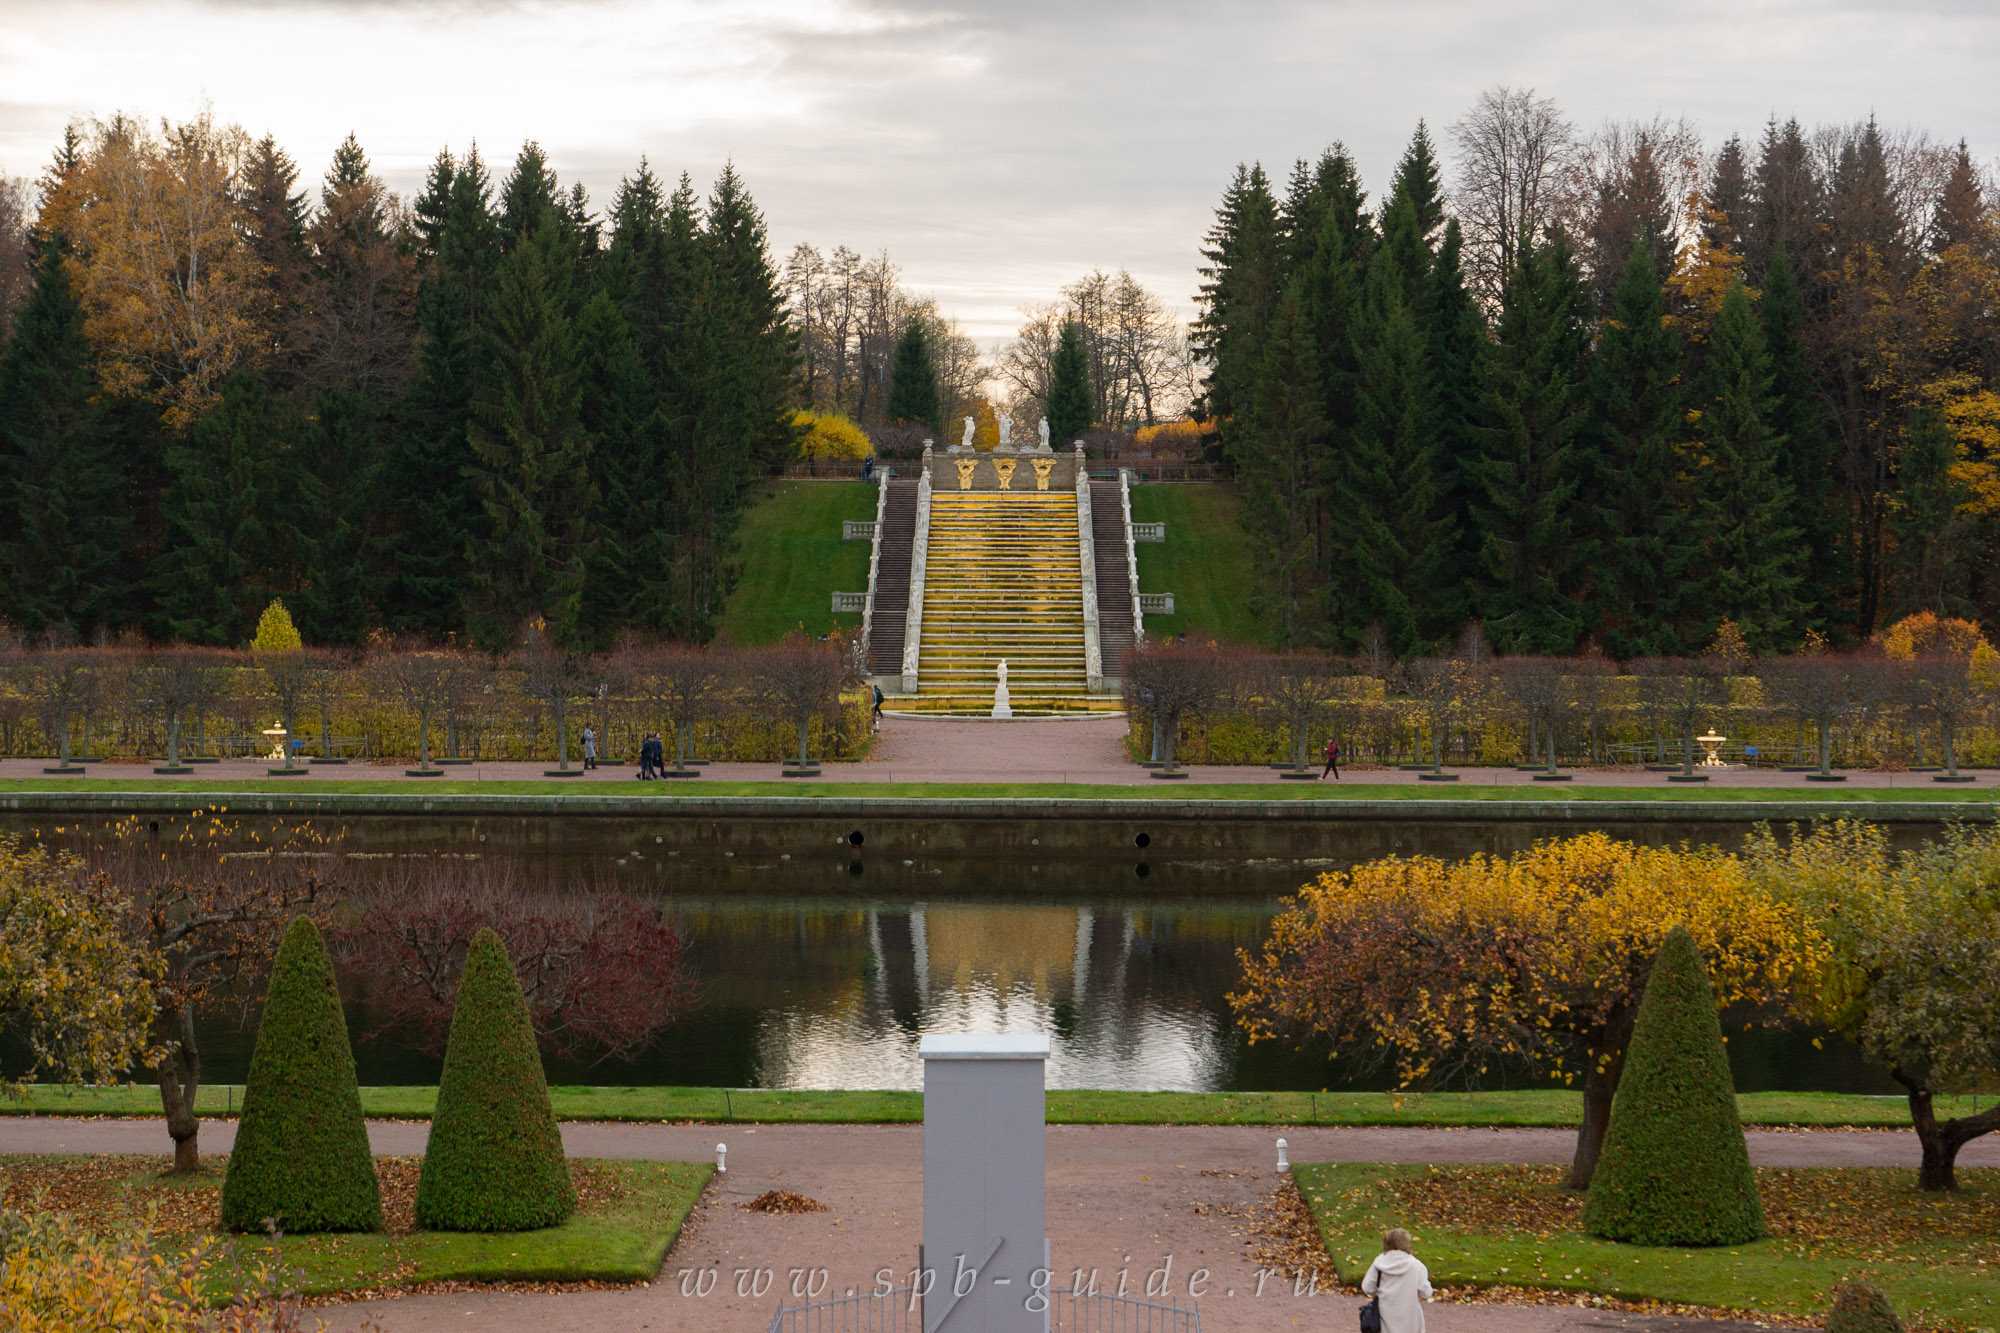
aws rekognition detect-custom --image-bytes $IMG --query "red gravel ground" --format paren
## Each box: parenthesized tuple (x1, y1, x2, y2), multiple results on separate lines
(6, 1118, 1981, 1331)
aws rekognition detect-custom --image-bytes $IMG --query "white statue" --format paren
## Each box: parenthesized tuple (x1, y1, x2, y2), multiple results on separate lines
(1036, 417, 1051, 451)
(991, 658, 1012, 720)
(959, 416, 974, 451)
(999, 417, 1012, 450)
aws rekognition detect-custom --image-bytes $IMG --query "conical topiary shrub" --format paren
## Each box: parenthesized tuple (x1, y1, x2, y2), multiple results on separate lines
(221, 917, 381, 1233)
(1825, 1282, 1904, 1333)
(1582, 926, 1764, 1245)
(415, 928, 575, 1231)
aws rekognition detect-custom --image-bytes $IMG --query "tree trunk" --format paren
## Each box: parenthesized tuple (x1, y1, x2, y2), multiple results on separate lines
(795, 716, 811, 766)
(418, 706, 432, 767)
(166, 715, 181, 766)
(1159, 712, 1179, 767)
(154, 1004, 202, 1174)
(1680, 729, 1694, 777)
(1566, 1062, 1618, 1190)
(1898, 1070, 2000, 1192)
(1942, 718, 1958, 779)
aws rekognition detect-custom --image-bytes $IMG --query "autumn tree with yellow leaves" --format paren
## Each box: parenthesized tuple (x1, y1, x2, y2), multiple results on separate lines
(1230, 833, 1821, 1188)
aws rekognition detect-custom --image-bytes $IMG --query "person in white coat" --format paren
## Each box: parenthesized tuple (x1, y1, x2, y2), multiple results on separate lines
(1360, 1228, 1433, 1332)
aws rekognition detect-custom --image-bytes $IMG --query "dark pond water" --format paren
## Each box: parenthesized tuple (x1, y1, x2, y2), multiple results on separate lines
(2, 812, 1903, 1094)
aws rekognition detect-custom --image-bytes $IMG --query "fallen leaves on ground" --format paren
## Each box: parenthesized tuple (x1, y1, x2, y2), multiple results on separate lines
(741, 1189, 828, 1214)
(3, 1155, 626, 1239)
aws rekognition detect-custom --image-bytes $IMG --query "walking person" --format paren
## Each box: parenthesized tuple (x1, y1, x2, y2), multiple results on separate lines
(1321, 735, 1341, 781)
(871, 683, 885, 732)
(1359, 1228, 1432, 1332)
(637, 731, 657, 780)
(581, 725, 598, 771)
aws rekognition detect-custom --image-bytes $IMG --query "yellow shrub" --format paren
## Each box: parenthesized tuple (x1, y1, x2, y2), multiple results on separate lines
(794, 411, 873, 462)
(1132, 419, 1211, 456)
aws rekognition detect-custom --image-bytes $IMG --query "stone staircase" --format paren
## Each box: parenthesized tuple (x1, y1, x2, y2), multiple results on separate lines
(865, 479, 918, 677)
(901, 491, 1121, 716)
(1089, 479, 1136, 679)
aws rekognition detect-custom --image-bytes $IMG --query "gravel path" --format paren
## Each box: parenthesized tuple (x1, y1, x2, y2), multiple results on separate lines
(2, 715, 1989, 787)
(9, 1118, 1972, 1331)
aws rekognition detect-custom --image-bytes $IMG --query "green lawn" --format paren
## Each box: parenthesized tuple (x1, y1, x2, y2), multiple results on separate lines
(1, 777, 1993, 802)
(716, 480, 876, 643)
(4, 1155, 711, 1299)
(7, 1084, 1969, 1129)
(1295, 1162, 1998, 1331)
(1128, 482, 1275, 645)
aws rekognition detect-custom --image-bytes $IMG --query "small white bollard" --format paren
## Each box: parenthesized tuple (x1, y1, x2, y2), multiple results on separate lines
(715, 1142, 728, 1174)
(1275, 1137, 1290, 1173)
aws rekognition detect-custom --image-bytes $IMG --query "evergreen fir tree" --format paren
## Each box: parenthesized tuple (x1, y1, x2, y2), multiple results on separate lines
(1469, 231, 1590, 652)
(886, 321, 940, 430)
(498, 141, 562, 252)
(1746, 117, 1825, 284)
(390, 146, 499, 636)
(153, 375, 301, 644)
(293, 391, 381, 645)
(462, 206, 595, 649)
(573, 285, 650, 645)
(1340, 253, 1453, 654)
(1429, 219, 1489, 595)
(1046, 319, 1092, 444)
(1240, 285, 1326, 644)
(1888, 407, 1970, 616)
(1694, 280, 1806, 648)
(241, 135, 311, 383)
(1296, 204, 1367, 592)
(1590, 237, 1695, 657)
(1704, 135, 1750, 257)
(652, 173, 718, 638)
(1761, 242, 1843, 630)
(0, 242, 130, 638)
(1195, 163, 1281, 428)
(1388, 122, 1447, 250)
(1926, 141, 1987, 255)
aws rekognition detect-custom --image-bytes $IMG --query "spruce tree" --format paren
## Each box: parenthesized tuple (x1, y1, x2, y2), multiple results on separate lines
(240, 135, 312, 383)
(1046, 319, 1092, 445)
(573, 286, 650, 646)
(415, 928, 574, 1232)
(1888, 407, 1969, 615)
(0, 242, 130, 638)
(1388, 122, 1446, 251)
(1429, 219, 1489, 593)
(1590, 237, 1694, 657)
(1582, 927, 1764, 1246)
(221, 917, 380, 1234)
(462, 207, 595, 650)
(1469, 231, 1589, 652)
(1761, 243, 1843, 630)
(1296, 204, 1366, 597)
(153, 375, 300, 644)
(391, 147, 499, 636)
(1240, 286, 1326, 644)
(1694, 280, 1806, 649)
(887, 321, 940, 430)
(1340, 255, 1452, 654)
(1195, 163, 1281, 427)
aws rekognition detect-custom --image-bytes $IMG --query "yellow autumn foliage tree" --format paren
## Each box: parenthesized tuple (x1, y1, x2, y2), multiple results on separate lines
(793, 410, 872, 462)
(1230, 832, 1822, 1188)
(1875, 610, 1987, 660)
(969, 396, 1001, 451)
(42, 112, 263, 430)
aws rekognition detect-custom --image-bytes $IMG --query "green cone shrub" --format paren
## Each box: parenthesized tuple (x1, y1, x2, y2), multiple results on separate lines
(415, 927, 575, 1231)
(221, 917, 381, 1233)
(1582, 925, 1764, 1245)
(1825, 1282, 1904, 1333)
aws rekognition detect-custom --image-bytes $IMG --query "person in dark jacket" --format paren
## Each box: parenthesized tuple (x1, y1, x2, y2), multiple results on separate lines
(1321, 736, 1341, 781)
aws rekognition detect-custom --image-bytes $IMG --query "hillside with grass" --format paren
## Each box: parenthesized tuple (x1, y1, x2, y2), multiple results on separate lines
(717, 481, 876, 643)
(1128, 483, 1274, 645)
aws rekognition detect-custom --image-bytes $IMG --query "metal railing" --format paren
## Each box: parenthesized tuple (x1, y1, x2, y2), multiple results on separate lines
(766, 1288, 1201, 1332)
(1052, 1291, 1202, 1330)
(768, 1286, 920, 1332)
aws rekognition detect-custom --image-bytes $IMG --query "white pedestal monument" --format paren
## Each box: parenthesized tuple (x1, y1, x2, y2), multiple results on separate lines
(991, 658, 1013, 719)
(921, 1033, 1051, 1333)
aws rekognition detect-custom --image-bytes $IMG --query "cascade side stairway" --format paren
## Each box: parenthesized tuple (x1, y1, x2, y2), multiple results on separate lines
(899, 490, 1124, 716)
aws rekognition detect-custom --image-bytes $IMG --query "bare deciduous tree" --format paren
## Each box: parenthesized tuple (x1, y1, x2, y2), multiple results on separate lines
(751, 633, 855, 769)
(367, 636, 458, 770)
(1451, 85, 1576, 302)
(620, 638, 734, 772)
(1123, 641, 1244, 771)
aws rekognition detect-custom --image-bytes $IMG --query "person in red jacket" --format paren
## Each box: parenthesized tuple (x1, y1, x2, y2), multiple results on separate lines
(1321, 736, 1341, 781)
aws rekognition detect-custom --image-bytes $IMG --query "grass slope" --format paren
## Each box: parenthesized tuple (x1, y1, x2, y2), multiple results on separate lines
(716, 480, 876, 644)
(1, 777, 1992, 802)
(6, 1085, 1970, 1129)
(1296, 1162, 1997, 1330)
(1128, 483, 1275, 645)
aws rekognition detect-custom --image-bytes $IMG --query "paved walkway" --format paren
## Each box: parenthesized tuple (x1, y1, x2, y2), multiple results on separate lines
(2, 715, 1990, 788)
(9, 1118, 1978, 1331)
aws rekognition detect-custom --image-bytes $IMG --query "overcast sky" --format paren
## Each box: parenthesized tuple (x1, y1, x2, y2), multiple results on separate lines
(3, 0, 1996, 346)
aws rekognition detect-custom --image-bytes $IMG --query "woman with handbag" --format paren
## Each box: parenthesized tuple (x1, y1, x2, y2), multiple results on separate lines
(1359, 1228, 1432, 1332)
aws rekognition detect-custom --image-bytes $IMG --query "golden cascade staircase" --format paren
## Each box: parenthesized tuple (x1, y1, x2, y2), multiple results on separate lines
(898, 490, 1123, 716)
